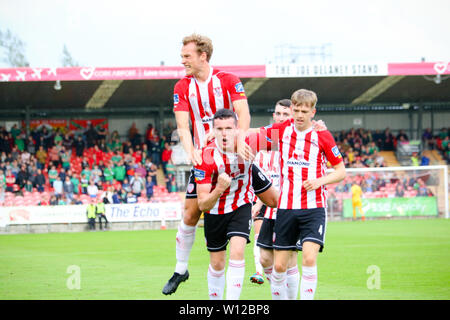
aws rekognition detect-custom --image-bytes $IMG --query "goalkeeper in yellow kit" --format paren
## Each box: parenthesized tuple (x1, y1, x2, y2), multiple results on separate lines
(351, 182, 365, 221)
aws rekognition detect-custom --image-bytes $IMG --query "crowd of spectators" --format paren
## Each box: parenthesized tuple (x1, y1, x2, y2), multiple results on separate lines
(330, 171, 435, 198)
(332, 127, 389, 168)
(422, 127, 450, 164)
(333, 126, 449, 167)
(0, 122, 447, 207)
(0, 121, 179, 206)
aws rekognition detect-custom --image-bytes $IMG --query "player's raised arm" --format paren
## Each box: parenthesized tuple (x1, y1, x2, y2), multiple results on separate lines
(233, 99, 254, 161)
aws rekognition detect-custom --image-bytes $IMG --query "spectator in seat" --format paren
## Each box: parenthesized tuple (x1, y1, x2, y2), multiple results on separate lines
(87, 179, 99, 199)
(126, 191, 137, 204)
(60, 147, 71, 170)
(35, 145, 47, 170)
(48, 145, 61, 168)
(130, 172, 144, 197)
(16, 164, 29, 189)
(395, 183, 405, 197)
(34, 169, 46, 192)
(70, 174, 80, 195)
(49, 195, 58, 206)
(5, 169, 16, 192)
(24, 180, 33, 192)
(166, 173, 177, 193)
(420, 154, 430, 166)
(396, 130, 409, 142)
(147, 163, 158, 185)
(53, 176, 64, 199)
(121, 178, 131, 194)
(112, 189, 122, 204)
(382, 128, 395, 151)
(80, 173, 89, 194)
(135, 163, 147, 179)
(85, 123, 98, 148)
(48, 165, 58, 185)
(113, 160, 126, 182)
(74, 135, 85, 157)
(416, 178, 430, 197)
(71, 194, 83, 205)
(411, 152, 420, 166)
(422, 128, 434, 150)
(161, 142, 172, 175)
(63, 176, 75, 201)
(145, 175, 155, 200)
(103, 163, 114, 185)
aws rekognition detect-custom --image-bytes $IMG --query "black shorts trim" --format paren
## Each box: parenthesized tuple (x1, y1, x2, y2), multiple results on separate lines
(204, 203, 252, 252)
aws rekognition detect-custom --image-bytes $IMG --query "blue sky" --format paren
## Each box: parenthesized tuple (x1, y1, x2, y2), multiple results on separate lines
(0, 0, 449, 68)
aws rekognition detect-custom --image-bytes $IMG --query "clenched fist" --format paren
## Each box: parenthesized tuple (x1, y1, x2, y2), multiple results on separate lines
(217, 172, 232, 192)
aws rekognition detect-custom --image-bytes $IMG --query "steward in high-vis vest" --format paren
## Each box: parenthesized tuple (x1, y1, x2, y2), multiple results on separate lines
(87, 203, 97, 230)
(96, 201, 109, 230)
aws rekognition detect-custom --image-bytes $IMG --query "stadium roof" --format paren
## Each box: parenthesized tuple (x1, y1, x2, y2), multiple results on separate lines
(0, 62, 449, 120)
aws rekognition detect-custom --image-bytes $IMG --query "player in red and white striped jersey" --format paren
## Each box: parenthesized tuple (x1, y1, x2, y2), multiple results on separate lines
(259, 89, 346, 300)
(163, 34, 277, 295)
(195, 109, 267, 299)
(250, 100, 290, 287)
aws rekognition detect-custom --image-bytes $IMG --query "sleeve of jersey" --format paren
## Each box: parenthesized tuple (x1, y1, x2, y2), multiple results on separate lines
(258, 121, 288, 147)
(173, 80, 189, 112)
(223, 73, 247, 102)
(194, 149, 215, 185)
(318, 131, 343, 166)
(245, 132, 274, 153)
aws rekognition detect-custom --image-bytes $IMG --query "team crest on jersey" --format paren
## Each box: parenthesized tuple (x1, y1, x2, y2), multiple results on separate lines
(174, 94, 179, 104)
(332, 146, 342, 158)
(235, 82, 245, 93)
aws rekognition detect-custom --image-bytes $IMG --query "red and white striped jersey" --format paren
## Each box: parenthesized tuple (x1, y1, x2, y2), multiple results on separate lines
(254, 150, 280, 219)
(173, 68, 247, 149)
(261, 119, 343, 210)
(194, 141, 254, 215)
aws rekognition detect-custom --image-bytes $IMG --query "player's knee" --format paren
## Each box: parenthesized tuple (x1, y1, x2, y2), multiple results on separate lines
(210, 259, 225, 271)
(273, 261, 287, 273)
(183, 202, 202, 226)
(302, 255, 317, 267)
(259, 254, 273, 268)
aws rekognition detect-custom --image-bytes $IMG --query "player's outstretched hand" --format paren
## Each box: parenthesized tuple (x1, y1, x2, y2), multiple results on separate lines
(237, 139, 255, 162)
(203, 131, 215, 146)
(217, 172, 232, 192)
(312, 119, 327, 132)
(190, 149, 203, 166)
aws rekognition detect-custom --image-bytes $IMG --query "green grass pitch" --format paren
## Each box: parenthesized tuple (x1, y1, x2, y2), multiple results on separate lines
(1, 219, 449, 300)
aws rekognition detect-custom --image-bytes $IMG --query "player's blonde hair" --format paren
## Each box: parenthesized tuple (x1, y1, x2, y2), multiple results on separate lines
(182, 33, 213, 62)
(291, 89, 318, 109)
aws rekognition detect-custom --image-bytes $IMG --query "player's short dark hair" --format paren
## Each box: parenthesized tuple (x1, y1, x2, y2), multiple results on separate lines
(213, 108, 237, 126)
(276, 99, 291, 108)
